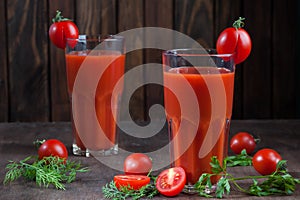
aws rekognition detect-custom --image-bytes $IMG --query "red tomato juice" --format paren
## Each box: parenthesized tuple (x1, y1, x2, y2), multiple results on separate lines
(164, 67, 234, 184)
(65, 51, 125, 151)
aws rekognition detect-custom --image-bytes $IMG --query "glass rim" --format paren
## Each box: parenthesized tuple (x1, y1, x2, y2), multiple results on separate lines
(163, 48, 234, 57)
(66, 34, 124, 42)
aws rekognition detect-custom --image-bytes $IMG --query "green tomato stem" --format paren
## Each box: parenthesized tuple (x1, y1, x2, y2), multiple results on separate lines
(233, 17, 245, 29)
(52, 10, 71, 23)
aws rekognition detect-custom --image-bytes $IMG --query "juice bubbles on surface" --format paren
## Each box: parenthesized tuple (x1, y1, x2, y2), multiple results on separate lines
(65, 50, 125, 154)
(164, 67, 234, 185)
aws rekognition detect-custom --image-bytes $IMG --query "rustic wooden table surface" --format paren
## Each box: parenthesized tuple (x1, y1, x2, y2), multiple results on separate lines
(0, 120, 299, 200)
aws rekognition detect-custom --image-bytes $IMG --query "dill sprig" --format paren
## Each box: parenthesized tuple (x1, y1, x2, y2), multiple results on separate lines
(102, 178, 159, 200)
(3, 156, 89, 190)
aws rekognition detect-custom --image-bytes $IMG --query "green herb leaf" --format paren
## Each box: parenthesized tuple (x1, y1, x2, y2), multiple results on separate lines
(194, 173, 214, 198)
(216, 177, 230, 198)
(226, 149, 252, 167)
(210, 156, 225, 174)
(3, 156, 89, 190)
(102, 180, 158, 200)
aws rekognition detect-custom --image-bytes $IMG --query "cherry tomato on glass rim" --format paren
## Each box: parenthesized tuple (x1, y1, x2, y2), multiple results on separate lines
(113, 174, 150, 190)
(49, 10, 79, 49)
(124, 153, 152, 175)
(156, 167, 186, 197)
(216, 17, 252, 64)
(38, 139, 68, 161)
(230, 132, 257, 155)
(252, 148, 282, 175)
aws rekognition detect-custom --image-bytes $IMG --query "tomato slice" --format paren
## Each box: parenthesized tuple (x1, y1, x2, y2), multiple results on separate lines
(113, 175, 150, 190)
(156, 167, 186, 197)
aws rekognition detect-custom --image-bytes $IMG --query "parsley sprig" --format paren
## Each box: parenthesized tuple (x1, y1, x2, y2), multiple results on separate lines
(3, 156, 89, 190)
(102, 177, 159, 200)
(195, 157, 300, 198)
(226, 149, 253, 167)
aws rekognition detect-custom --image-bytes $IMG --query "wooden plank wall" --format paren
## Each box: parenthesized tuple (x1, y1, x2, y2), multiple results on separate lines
(0, 0, 298, 122)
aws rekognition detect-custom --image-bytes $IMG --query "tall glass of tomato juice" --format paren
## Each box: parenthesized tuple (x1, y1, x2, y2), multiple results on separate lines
(65, 35, 125, 157)
(163, 49, 235, 193)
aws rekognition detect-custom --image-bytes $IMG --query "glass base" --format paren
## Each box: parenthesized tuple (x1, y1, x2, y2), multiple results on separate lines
(72, 143, 118, 157)
(183, 184, 216, 194)
(88, 144, 118, 157)
(183, 184, 198, 194)
(72, 143, 90, 157)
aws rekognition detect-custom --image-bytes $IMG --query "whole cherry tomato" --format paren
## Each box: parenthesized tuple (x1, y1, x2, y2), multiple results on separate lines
(156, 167, 186, 197)
(49, 10, 79, 49)
(230, 132, 256, 155)
(38, 139, 68, 161)
(217, 17, 252, 64)
(252, 148, 282, 175)
(114, 174, 150, 190)
(124, 153, 152, 175)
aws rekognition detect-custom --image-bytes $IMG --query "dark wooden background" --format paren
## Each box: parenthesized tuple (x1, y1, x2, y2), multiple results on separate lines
(0, 0, 299, 122)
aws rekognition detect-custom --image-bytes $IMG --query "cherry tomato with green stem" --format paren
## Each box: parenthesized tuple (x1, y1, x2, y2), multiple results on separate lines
(252, 148, 282, 175)
(217, 17, 252, 64)
(49, 10, 79, 49)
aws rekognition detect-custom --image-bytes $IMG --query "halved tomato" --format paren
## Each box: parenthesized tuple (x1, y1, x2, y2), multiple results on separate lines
(113, 174, 150, 190)
(156, 167, 186, 197)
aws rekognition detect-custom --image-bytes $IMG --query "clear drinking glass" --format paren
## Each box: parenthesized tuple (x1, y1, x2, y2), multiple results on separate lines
(65, 35, 125, 157)
(163, 49, 235, 193)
